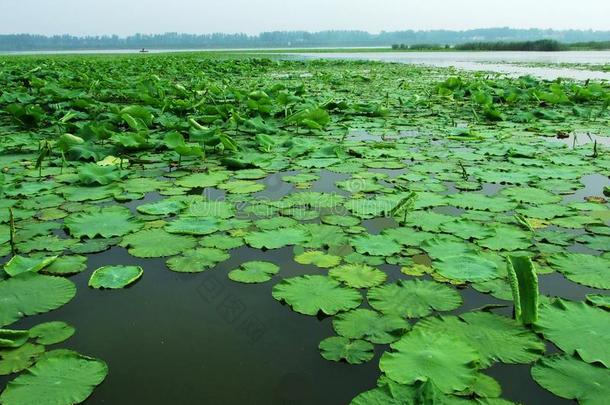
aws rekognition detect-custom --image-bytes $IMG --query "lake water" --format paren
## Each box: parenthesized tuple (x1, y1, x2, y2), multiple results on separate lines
(289, 51, 610, 80)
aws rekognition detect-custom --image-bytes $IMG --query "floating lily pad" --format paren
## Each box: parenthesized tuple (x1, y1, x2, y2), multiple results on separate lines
(29, 321, 75, 345)
(272, 275, 362, 316)
(89, 265, 143, 289)
(319, 336, 374, 364)
(0, 273, 76, 327)
(548, 253, 610, 289)
(65, 206, 142, 238)
(532, 355, 610, 405)
(352, 234, 401, 256)
(333, 309, 409, 344)
(367, 279, 462, 318)
(434, 254, 500, 282)
(0, 349, 108, 405)
(3, 255, 58, 277)
(245, 227, 309, 249)
(228, 261, 279, 283)
(380, 329, 479, 394)
(294, 251, 341, 268)
(120, 229, 196, 257)
(535, 299, 610, 367)
(166, 248, 230, 273)
(0, 343, 45, 375)
(329, 264, 387, 288)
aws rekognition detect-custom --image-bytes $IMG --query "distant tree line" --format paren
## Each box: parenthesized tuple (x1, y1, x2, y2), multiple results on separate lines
(455, 40, 567, 51)
(2, 28, 610, 51)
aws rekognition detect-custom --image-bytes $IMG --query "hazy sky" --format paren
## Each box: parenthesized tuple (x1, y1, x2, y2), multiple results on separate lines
(1, 0, 609, 36)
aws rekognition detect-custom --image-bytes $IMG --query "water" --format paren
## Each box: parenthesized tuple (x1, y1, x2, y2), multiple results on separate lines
(289, 51, 610, 80)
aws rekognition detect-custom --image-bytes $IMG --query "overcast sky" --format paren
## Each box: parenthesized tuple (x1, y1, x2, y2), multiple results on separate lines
(1, 0, 609, 36)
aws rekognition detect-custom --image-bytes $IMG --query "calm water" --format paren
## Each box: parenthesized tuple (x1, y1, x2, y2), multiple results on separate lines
(290, 51, 610, 80)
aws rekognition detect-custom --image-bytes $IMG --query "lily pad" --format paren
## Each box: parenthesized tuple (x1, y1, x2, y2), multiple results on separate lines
(319, 336, 374, 364)
(120, 229, 196, 257)
(272, 275, 362, 316)
(29, 322, 75, 345)
(352, 234, 402, 256)
(228, 261, 279, 283)
(0, 273, 76, 327)
(65, 206, 142, 238)
(434, 254, 500, 282)
(548, 253, 610, 289)
(166, 248, 230, 273)
(89, 265, 143, 289)
(0, 349, 108, 405)
(333, 308, 410, 344)
(294, 251, 341, 268)
(367, 279, 462, 318)
(3, 255, 58, 277)
(329, 264, 387, 288)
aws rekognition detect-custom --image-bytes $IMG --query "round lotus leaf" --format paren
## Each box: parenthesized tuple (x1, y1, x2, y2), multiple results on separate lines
(218, 180, 265, 194)
(321, 215, 360, 227)
(532, 355, 610, 405)
(43, 255, 87, 276)
(245, 227, 309, 249)
(414, 312, 545, 367)
(199, 234, 243, 250)
(501, 187, 562, 204)
(120, 229, 196, 258)
(165, 216, 223, 235)
(333, 308, 410, 344)
(176, 172, 229, 188)
(89, 265, 143, 289)
(440, 219, 493, 240)
(0, 349, 108, 405)
(319, 336, 374, 365)
(421, 236, 477, 260)
(380, 329, 479, 394)
(0, 329, 29, 349)
(329, 263, 387, 288)
(29, 321, 75, 345)
(535, 299, 610, 367)
(0, 273, 76, 327)
(586, 294, 610, 309)
(254, 217, 298, 230)
(433, 254, 501, 282)
(136, 199, 186, 216)
(228, 261, 279, 283)
(0, 343, 45, 375)
(294, 251, 341, 268)
(64, 206, 143, 239)
(351, 234, 402, 256)
(367, 279, 462, 318)
(77, 163, 121, 185)
(272, 275, 362, 316)
(166, 248, 230, 273)
(548, 253, 610, 289)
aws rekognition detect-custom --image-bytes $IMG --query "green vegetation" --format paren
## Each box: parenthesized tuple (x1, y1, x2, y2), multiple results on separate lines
(0, 52, 609, 404)
(455, 39, 567, 51)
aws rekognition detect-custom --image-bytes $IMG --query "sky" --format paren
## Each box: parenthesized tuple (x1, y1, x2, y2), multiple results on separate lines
(1, 0, 609, 36)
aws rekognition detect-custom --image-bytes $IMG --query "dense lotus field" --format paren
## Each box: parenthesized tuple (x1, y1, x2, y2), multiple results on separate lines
(0, 53, 609, 404)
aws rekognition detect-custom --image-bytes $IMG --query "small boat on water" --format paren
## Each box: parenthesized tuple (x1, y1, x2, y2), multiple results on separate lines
(139, 48, 149, 53)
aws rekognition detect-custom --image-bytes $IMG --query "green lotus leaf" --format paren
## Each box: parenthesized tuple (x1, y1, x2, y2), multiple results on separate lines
(0, 329, 29, 349)
(70, 238, 119, 254)
(0, 343, 45, 375)
(3, 255, 58, 277)
(120, 229, 196, 258)
(0, 273, 76, 327)
(501, 187, 561, 204)
(575, 235, 610, 252)
(254, 217, 298, 230)
(165, 216, 222, 235)
(218, 180, 265, 194)
(321, 215, 360, 227)
(477, 225, 532, 251)
(535, 299, 610, 367)
(184, 200, 236, 218)
(448, 193, 517, 212)
(245, 227, 309, 250)
(43, 255, 87, 275)
(199, 234, 243, 250)
(333, 308, 410, 344)
(29, 321, 75, 345)
(136, 199, 186, 216)
(367, 279, 462, 318)
(319, 336, 374, 365)
(329, 263, 387, 288)
(175, 172, 230, 188)
(294, 251, 341, 268)
(548, 253, 610, 289)
(434, 254, 500, 282)
(62, 184, 120, 202)
(65, 206, 143, 238)
(531, 355, 610, 405)
(352, 234, 402, 256)
(440, 219, 493, 240)
(228, 261, 279, 283)
(516, 204, 572, 220)
(0, 349, 108, 405)
(166, 248, 230, 273)
(272, 275, 362, 316)
(300, 223, 348, 249)
(89, 265, 143, 289)
(403, 211, 457, 232)
(380, 329, 479, 394)
(78, 163, 121, 185)
(421, 236, 477, 260)
(414, 312, 544, 367)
